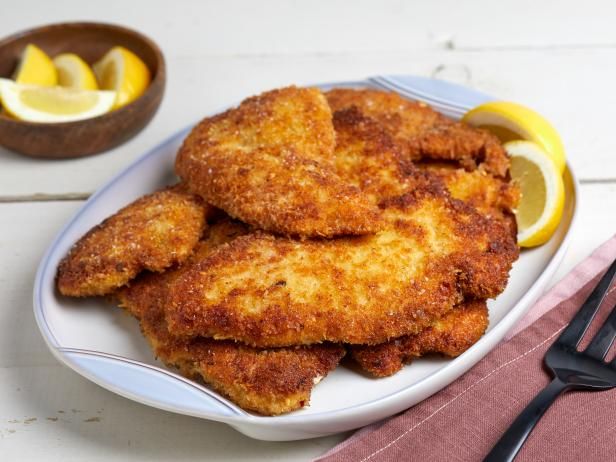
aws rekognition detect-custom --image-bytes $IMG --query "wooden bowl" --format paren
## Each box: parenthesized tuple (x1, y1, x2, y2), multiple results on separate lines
(0, 22, 166, 159)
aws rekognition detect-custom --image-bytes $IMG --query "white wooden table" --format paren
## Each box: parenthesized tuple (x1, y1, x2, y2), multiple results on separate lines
(2, 1, 616, 460)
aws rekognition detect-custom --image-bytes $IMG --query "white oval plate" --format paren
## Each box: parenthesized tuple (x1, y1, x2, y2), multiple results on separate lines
(33, 75, 578, 441)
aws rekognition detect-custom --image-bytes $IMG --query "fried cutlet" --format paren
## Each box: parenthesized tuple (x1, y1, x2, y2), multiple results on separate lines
(332, 108, 517, 224)
(332, 105, 518, 301)
(327, 88, 519, 234)
(163, 107, 518, 347)
(326, 88, 510, 177)
(330, 106, 511, 375)
(116, 219, 345, 415)
(327, 92, 514, 376)
(350, 300, 489, 377)
(331, 107, 413, 203)
(420, 164, 519, 236)
(176, 86, 381, 238)
(55, 84, 522, 415)
(56, 185, 208, 297)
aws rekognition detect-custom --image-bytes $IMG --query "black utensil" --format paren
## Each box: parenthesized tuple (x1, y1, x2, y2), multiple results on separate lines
(484, 258, 616, 462)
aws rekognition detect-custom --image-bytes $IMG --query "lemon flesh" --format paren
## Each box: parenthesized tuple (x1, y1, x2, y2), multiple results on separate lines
(0, 78, 116, 123)
(463, 101, 566, 174)
(13, 44, 57, 86)
(53, 53, 98, 90)
(93, 46, 151, 108)
(510, 156, 547, 231)
(504, 140, 565, 247)
(20, 87, 99, 114)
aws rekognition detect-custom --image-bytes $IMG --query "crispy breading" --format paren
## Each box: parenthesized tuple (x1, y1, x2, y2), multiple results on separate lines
(172, 341, 345, 416)
(117, 218, 249, 318)
(420, 163, 519, 236)
(56, 85, 522, 414)
(165, 135, 518, 347)
(176, 86, 381, 237)
(332, 108, 518, 216)
(328, 89, 519, 234)
(56, 185, 208, 297)
(329, 92, 515, 377)
(332, 105, 518, 297)
(331, 107, 413, 203)
(116, 220, 345, 415)
(327, 88, 443, 137)
(350, 300, 489, 377)
(407, 122, 510, 177)
(326, 88, 510, 177)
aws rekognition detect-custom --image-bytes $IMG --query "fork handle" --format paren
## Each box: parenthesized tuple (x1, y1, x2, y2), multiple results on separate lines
(483, 378, 569, 462)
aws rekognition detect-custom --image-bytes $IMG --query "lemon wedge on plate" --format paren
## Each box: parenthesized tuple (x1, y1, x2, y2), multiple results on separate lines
(463, 101, 566, 174)
(53, 53, 98, 90)
(505, 140, 565, 247)
(0, 78, 116, 123)
(93, 46, 150, 108)
(13, 44, 57, 86)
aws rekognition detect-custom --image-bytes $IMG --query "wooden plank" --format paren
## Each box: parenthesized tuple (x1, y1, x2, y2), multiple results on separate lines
(1, 48, 616, 197)
(2, 0, 616, 56)
(0, 366, 348, 460)
(0, 183, 614, 458)
(0, 202, 80, 368)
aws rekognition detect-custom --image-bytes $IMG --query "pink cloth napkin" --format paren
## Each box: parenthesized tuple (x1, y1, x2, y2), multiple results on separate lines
(316, 235, 616, 462)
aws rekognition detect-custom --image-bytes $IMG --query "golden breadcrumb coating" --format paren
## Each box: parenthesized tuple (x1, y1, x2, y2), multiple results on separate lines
(57, 86, 521, 412)
(57, 185, 208, 297)
(116, 220, 345, 415)
(176, 86, 381, 237)
(328, 89, 519, 235)
(350, 300, 489, 377)
(331, 107, 414, 203)
(327, 90, 515, 377)
(420, 163, 519, 236)
(164, 108, 518, 347)
(326, 88, 510, 177)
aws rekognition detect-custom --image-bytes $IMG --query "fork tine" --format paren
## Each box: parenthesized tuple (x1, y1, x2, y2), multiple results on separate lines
(557, 258, 616, 348)
(585, 303, 616, 360)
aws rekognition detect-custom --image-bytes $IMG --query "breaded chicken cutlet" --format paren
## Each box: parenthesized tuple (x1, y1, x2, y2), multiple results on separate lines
(421, 164, 519, 236)
(176, 86, 381, 238)
(326, 90, 517, 373)
(163, 104, 518, 347)
(326, 88, 510, 177)
(116, 220, 345, 415)
(350, 300, 489, 377)
(56, 185, 208, 297)
(56, 85, 520, 416)
(326, 89, 520, 233)
(325, 90, 516, 374)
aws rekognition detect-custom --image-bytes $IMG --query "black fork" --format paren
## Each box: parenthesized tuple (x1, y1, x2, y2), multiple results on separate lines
(484, 258, 616, 462)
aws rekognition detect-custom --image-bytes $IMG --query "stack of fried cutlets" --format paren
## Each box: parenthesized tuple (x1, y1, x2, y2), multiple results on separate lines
(56, 87, 519, 415)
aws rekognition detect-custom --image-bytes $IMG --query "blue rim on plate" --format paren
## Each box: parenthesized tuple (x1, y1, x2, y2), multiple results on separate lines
(33, 75, 579, 440)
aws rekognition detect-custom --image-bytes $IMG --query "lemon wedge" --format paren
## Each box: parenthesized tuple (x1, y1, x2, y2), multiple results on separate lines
(53, 53, 98, 90)
(0, 78, 116, 123)
(13, 44, 57, 86)
(93, 46, 150, 108)
(463, 101, 566, 174)
(505, 140, 565, 247)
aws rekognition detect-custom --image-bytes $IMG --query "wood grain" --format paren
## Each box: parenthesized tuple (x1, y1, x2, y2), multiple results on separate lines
(2, 0, 616, 55)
